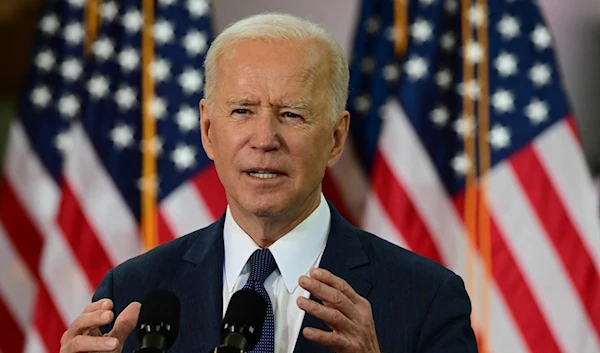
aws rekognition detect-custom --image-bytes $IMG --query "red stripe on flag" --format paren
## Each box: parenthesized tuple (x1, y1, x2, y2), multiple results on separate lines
(0, 178, 68, 352)
(322, 170, 357, 226)
(564, 116, 582, 145)
(510, 145, 600, 336)
(34, 286, 66, 353)
(0, 296, 24, 353)
(57, 180, 113, 288)
(0, 177, 43, 273)
(158, 210, 176, 244)
(453, 192, 562, 353)
(371, 150, 443, 263)
(192, 164, 227, 219)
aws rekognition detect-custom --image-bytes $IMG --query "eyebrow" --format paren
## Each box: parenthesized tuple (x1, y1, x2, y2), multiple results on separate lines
(227, 99, 259, 106)
(226, 99, 310, 111)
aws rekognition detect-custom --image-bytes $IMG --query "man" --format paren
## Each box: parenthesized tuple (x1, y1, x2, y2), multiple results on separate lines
(59, 12, 478, 353)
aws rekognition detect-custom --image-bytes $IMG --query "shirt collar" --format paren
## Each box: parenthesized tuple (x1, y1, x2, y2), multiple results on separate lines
(223, 194, 331, 293)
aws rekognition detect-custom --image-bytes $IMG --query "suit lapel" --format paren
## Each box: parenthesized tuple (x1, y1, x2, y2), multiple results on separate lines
(293, 203, 373, 353)
(174, 216, 226, 353)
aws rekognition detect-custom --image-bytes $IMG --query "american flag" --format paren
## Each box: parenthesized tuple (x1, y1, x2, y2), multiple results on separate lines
(0, 0, 223, 352)
(1, 1, 600, 353)
(326, 0, 600, 352)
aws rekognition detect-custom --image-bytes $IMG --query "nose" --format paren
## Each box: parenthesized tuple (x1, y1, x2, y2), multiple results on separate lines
(250, 109, 281, 151)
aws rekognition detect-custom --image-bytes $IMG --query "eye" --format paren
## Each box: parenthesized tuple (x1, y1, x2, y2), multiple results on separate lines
(232, 109, 249, 115)
(282, 112, 301, 119)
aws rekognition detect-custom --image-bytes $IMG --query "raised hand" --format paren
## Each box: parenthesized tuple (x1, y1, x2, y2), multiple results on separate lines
(59, 299, 141, 353)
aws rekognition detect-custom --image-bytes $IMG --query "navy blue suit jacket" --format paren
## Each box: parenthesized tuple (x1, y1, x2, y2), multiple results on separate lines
(94, 203, 478, 353)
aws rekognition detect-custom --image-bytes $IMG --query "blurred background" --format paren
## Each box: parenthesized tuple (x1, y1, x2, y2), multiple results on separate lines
(1, 0, 600, 172)
(0, 1, 599, 353)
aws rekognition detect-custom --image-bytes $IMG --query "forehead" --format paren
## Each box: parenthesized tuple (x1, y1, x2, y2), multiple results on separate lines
(216, 38, 329, 90)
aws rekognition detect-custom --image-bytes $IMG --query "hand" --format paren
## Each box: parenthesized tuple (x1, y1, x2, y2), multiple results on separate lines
(297, 268, 380, 353)
(59, 298, 141, 353)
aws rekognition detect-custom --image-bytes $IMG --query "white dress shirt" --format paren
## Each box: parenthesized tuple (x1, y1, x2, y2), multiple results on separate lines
(222, 193, 331, 353)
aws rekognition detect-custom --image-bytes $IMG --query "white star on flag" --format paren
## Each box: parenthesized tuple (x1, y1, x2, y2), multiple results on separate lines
(444, 0, 459, 14)
(451, 153, 471, 176)
(183, 30, 208, 56)
(361, 57, 376, 74)
(40, 14, 59, 35)
(63, 22, 85, 45)
(497, 15, 520, 40)
(364, 17, 381, 34)
(492, 89, 515, 113)
(151, 97, 168, 120)
(489, 124, 511, 150)
(411, 19, 433, 43)
(110, 124, 135, 149)
(457, 80, 480, 100)
(158, 0, 177, 6)
(179, 69, 204, 94)
(435, 68, 453, 90)
(35, 49, 55, 72)
(430, 105, 450, 127)
(464, 41, 484, 64)
(404, 56, 428, 81)
(101, 1, 118, 22)
(529, 63, 552, 87)
(58, 94, 80, 119)
(525, 98, 549, 124)
(88, 75, 110, 100)
(440, 32, 456, 51)
(187, 0, 210, 18)
(31, 86, 51, 108)
(151, 58, 172, 82)
(54, 129, 73, 154)
(419, 0, 436, 5)
(453, 115, 476, 137)
(382, 64, 400, 82)
(115, 86, 138, 111)
(142, 136, 164, 156)
(494, 52, 518, 77)
(531, 25, 552, 50)
(171, 144, 197, 171)
(119, 48, 140, 72)
(468, 5, 486, 27)
(93, 37, 115, 61)
(176, 106, 199, 133)
(61, 58, 83, 82)
(67, 0, 85, 8)
(154, 20, 175, 45)
(354, 95, 372, 113)
(123, 10, 143, 33)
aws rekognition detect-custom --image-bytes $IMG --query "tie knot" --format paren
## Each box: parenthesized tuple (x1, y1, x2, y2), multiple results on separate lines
(247, 248, 277, 285)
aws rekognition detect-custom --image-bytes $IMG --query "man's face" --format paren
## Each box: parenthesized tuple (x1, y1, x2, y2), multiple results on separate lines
(200, 39, 349, 220)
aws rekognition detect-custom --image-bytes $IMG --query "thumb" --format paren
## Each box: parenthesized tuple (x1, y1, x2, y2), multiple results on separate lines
(108, 301, 141, 344)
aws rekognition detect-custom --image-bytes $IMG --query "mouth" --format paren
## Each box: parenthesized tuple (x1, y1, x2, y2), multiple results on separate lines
(244, 170, 286, 179)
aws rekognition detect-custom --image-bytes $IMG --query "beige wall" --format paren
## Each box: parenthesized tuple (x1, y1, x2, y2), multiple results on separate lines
(212, 0, 600, 173)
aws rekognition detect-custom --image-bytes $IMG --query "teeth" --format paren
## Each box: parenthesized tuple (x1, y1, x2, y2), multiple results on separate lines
(249, 171, 279, 179)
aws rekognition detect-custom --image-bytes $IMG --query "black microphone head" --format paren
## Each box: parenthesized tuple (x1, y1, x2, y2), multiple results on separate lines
(221, 289, 267, 350)
(136, 289, 180, 350)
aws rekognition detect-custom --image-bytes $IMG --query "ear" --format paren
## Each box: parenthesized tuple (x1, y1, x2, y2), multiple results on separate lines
(199, 98, 215, 161)
(327, 110, 350, 168)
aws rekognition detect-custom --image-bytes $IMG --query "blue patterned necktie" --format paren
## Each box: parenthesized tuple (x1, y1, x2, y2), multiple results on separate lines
(243, 248, 277, 353)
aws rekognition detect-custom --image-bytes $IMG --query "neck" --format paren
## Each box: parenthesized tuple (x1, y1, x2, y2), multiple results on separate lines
(228, 192, 322, 248)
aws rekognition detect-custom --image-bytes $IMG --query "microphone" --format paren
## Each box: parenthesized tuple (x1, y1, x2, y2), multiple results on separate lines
(134, 289, 180, 353)
(211, 289, 267, 352)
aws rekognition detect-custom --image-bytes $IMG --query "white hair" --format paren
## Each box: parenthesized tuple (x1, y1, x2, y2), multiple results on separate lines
(203, 12, 349, 122)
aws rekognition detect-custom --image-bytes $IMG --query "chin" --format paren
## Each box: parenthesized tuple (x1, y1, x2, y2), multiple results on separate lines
(237, 193, 291, 219)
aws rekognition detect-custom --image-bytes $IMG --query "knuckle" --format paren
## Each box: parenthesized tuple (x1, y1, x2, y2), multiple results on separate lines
(332, 291, 345, 306)
(339, 281, 350, 294)
(330, 310, 343, 323)
(71, 335, 83, 350)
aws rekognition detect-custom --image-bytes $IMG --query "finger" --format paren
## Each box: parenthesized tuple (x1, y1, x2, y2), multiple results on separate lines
(297, 296, 353, 331)
(310, 268, 361, 304)
(61, 334, 119, 353)
(83, 298, 113, 313)
(302, 327, 350, 351)
(108, 301, 141, 343)
(61, 310, 114, 344)
(298, 275, 358, 320)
